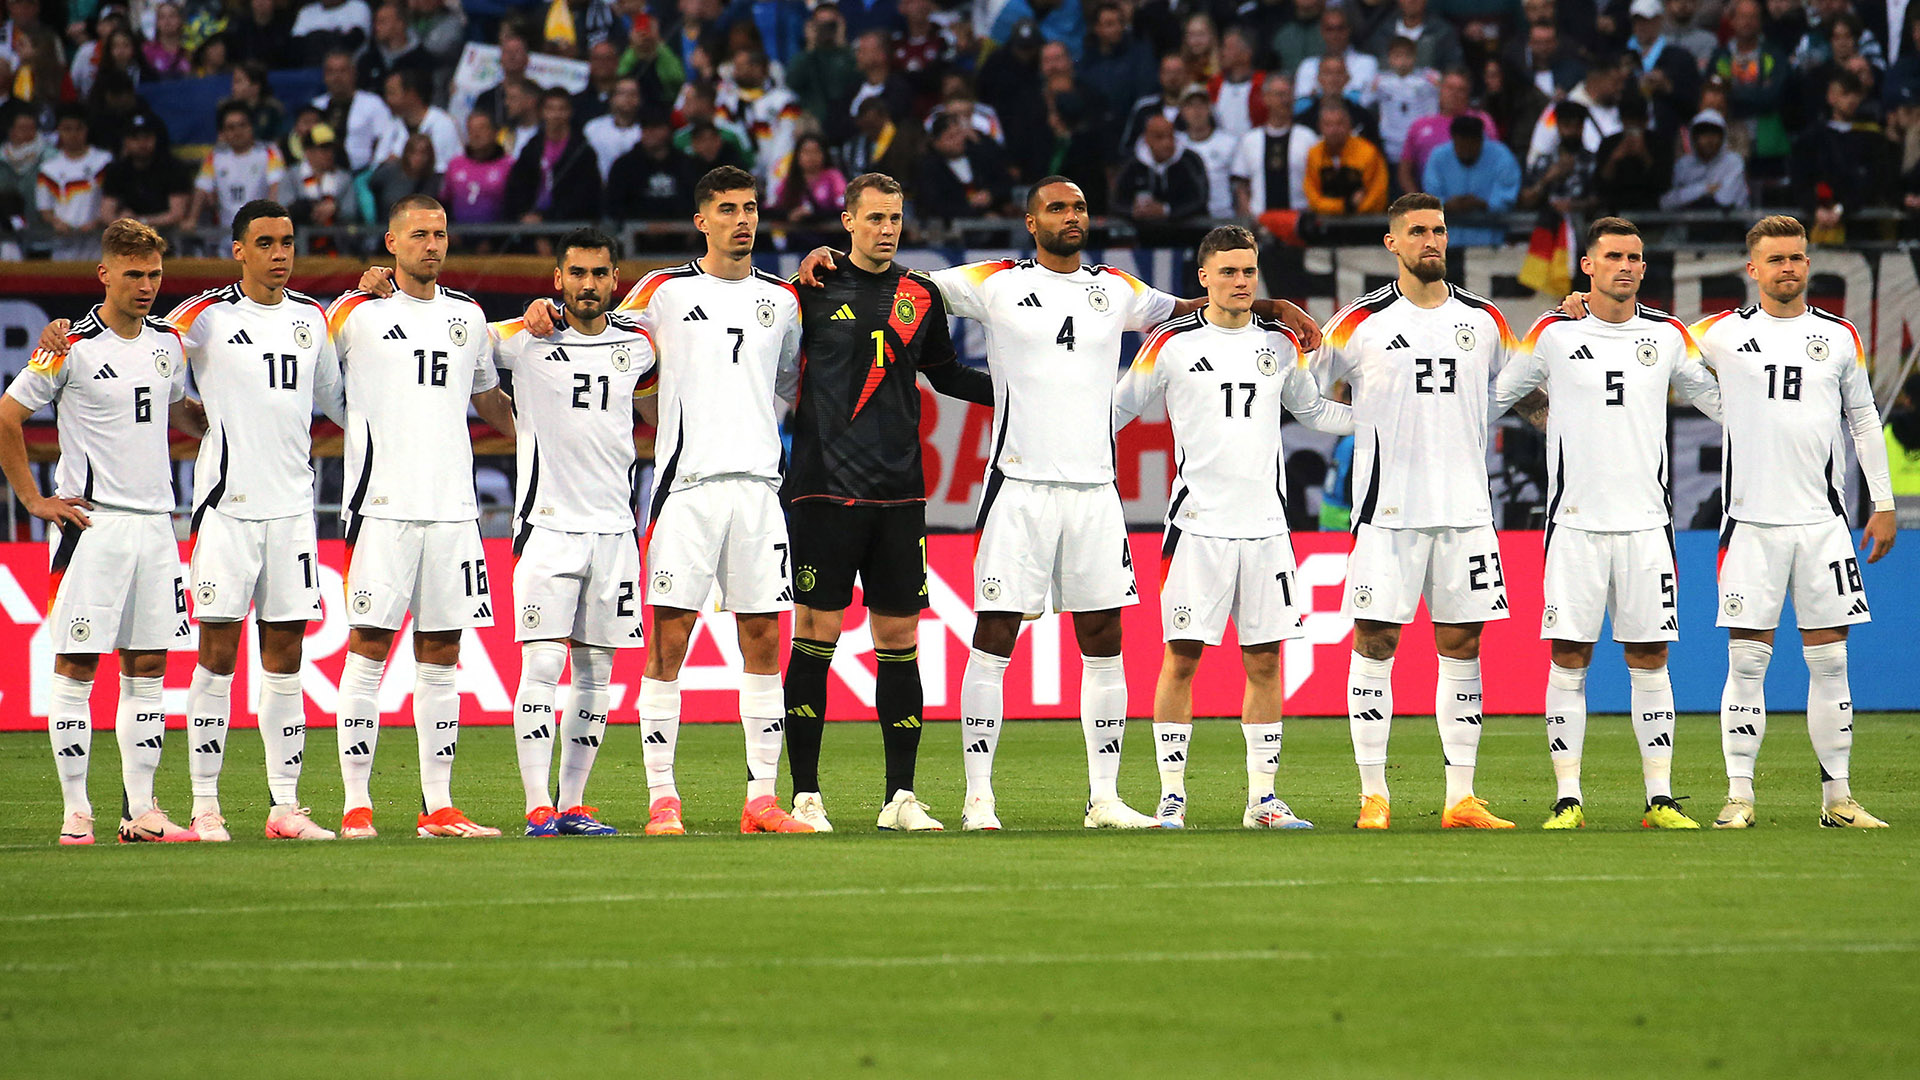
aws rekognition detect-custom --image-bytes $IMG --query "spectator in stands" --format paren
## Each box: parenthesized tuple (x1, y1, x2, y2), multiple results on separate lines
(1794, 0, 1884, 74)
(998, 38, 1070, 181)
(917, 110, 1013, 219)
(683, 118, 751, 174)
(674, 79, 753, 163)
(1176, 85, 1235, 217)
(1793, 69, 1897, 228)
(1763, 0, 1809, 56)
(1804, 13, 1881, 121)
(356, 1, 430, 95)
(502, 78, 541, 157)
(142, 2, 191, 80)
(790, 2, 858, 140)
(1593, 96, 1672, 212)
(441, 111, 514, 225)
(289, 122, 358, 232)
(1083, 0, 1156, 137)
(925, 76, 1004, 143)
(473, 29, 534, 130)
(191, 101, 287, 231)
(849, 28, 914, 125)
(1422, 113, 1518, 246)
(1373, 36, 1438, 165)
(607, 104, 694, 220)
(226, 60, 287, 144)
(1272, 0, 1325, 76)
(366, 129, 438, 222)
(314, 47, 392, 171)
(1479, 57, 1547, 162)
(1661, 108, 1751, 209)
(836, 0, 902, 44)
(1626, 0, 1702, 137)
(1121, 51, 1188, 152)
(1178, 12, 1219, 83)
(291, 0, 371, 65)
(1400, 67, 1491, 190)
(574, 39, 624, 127)
(408, 0, 465, 80)
(892, 0, 950, 110)
(193, 36, 232, 79)
(619, 13, 685, 110)
(1519, 100, 1596, 213)
(719, 47, 801, 181)
(583, 75, 643, 182)
(0, 108, 47, 230)
(1527, 54, 1627, 167)
(1208, 27, 1263, 139)
(86, 68, 169, 154)
(375, 68, 459, 173)
(1297, 7, 1380, 109)
(771, 131, 846, 237)
(1709, 0, 1792, 171)
(1232, 72, 1318, 215)
(1886, 11, 1920, 112)
(1039, 39, 1108, 177)
(37, 106, 112, 259)
(671, 0, 729, 71)
(1366, 0, 1463, 73)
(1504, 18, 1583, 99)
(230, 0, 296, 69)
(1116, 111, 1208, 237)
(839, 93, 921, 182)
(991, 0, 1086, 61)
(1304, 99, 1386, 215)
(283, 104, 325, 167)
(1296, 54, 1379, 144)
(72, 26, 141, 99)
(976, 18, 1046, 129)
(507, 88, 602, 227)
(99, 113, 188, 231)
(1662, 0, 1718, 67)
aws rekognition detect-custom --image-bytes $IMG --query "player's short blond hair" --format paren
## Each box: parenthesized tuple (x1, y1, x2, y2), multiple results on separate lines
(101, 218, 167, 259)
(1745, 214, 1806, 253)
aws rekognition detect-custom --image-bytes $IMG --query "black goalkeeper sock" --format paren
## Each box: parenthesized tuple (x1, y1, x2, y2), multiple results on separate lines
(875, 646, 924, 800)
(785, 638, 834, 793)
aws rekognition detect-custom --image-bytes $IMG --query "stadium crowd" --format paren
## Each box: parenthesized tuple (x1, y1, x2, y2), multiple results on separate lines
(2, 0, 1919, 256)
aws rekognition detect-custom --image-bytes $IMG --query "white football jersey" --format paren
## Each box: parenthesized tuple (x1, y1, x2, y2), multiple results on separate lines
(1692, 305, 1894, 526)
(615, 262, 801, 492)
(1496, 305, 1723, 533)
(4, 308, 187, 514)
(328, 285, 498, 524)
(193, 144, 288, 226)
(929, 259, 1179, 485)
(1314, 283, 1516, 530)
(1114, 311, 1353, 539)
(167, 285, 344, 522)
(493, 312, 658, 536)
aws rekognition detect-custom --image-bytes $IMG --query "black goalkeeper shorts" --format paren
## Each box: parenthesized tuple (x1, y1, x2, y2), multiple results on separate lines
(785, 500, 929, 613)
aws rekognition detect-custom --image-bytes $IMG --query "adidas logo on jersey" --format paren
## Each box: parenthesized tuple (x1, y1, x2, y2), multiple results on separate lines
(382, 325, 407, 340)
(643, 731, 668, 745)
(1385, 334, 1410, 350)
(1737, 338, 1762, 353)
(92, 364, 118, 379)
(830, 304, 856, 320)
(228, 329, 254, 345)
(1549, 738, 1568, 752)
(1647, 732, 1673, 748)
(683, 306, 709, 321)
(520, 725, 550, 741)
(1189, 358, 1214, 372)
(1569, 345, 1596, 360)
(966, 739, 990, 754)
(1016, 293, 1042, 308)
(1728, 723, 1759, 736)
(543, 347, 571, 363)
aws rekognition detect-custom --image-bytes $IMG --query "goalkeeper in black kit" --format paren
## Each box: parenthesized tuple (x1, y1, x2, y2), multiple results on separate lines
(782, 171, 993, 833)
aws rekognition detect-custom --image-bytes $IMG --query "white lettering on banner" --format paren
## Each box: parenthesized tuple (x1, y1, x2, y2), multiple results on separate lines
(447, 43, 591, 126)
(1284, 552, 1355, 697)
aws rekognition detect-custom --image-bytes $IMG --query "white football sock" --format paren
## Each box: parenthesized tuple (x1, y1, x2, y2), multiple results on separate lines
(48, 672, 93, 817)
(961, 648, 1009, 802)
(1436, 656, 1483, 806)
(512, 641, 566, 812)
(740, 671, 784, 802)
(1544, 662, 1587, 803)
(1347, 652, 1393, 799)
(1721, 639, 1771, 801)
(187, 664, 233, 816)
(1081, 654, 1127, 803)
(1244, 721, 1283, 802)
(116, 675, 165, 819)
(557, 645, 612, 810)
(1803, 641, 1853, 805)
(336, 651, 385, 811)
(637, 676, 681, 800)
(256, 670, 306, 806)
(1628, 665, 1676, 801)
(414, 662, 459, 813)
(1153, 721, 1190, 799)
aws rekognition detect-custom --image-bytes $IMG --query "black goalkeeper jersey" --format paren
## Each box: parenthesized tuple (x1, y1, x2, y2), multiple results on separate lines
(784, 260, 989, 504)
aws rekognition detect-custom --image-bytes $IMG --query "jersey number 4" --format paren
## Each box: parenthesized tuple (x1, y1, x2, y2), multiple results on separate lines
(1056, 317, 1075, 352)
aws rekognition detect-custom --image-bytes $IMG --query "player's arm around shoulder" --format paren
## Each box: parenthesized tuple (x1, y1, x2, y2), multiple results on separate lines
(1664, 318, 1723, 423)
(1278, 328, 1353, 435)
(1493, 311, 1561, 417)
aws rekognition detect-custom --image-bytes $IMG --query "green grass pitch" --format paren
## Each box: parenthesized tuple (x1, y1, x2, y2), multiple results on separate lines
(0, 714, 1914, 1079)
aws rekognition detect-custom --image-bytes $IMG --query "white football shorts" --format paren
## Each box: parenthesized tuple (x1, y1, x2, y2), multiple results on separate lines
(189, 508, 323, 624)
(973, 477, 1138, 614)
(1540, 525, 1679, 642)
(1342, 523, 1509, 625)
(344, 517, 494, 632)
(645, 477, 790, 613)
(47, 510, 189, 654)
(1160, 531, 1303, 646)
(512, 526, 644, 647)
(1717, 515, 1871, 631)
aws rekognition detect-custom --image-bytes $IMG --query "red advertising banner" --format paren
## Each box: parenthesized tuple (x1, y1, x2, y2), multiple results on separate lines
(0, 533, 1550, 731)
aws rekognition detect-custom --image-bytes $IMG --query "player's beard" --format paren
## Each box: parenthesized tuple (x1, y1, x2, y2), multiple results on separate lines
(1036, 225, 1084, 258)
(1405, 253, 1447, 283)
(566, 296, 603, 322)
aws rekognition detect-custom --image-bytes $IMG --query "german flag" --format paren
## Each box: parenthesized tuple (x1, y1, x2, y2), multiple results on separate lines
(1517, 211, 1575, 298)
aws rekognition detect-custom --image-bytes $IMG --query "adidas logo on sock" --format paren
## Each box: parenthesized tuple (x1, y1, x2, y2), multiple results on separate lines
(1097, 739, 1121, 755)
(342, 741, 370, 757)
(57, 743, 86, 757)
(1189, 358, 1214, 372)
(1728, 723, 1759, 736)
(382, 325, 407, 340)
(1459, 714, 1483, 726)
(520, 725, 550, 740)
(135, 735, 164, 749)
(1164, 750, 1186, 763)
(643, 731, 667, 745)
(435, 743, 456, 758)
(966, 739, 990, 754)
(195, 739, 222, 755)
(683, 306, 709, 321)
(1736, 338, 1762, 353)
(286, 751, 303, 766)
(92, 364, 119, 379)
(1016, 293, 1042, 308)
(1549, 737, 1569, 752)
(572, 735, 601, 747)
(1355, 708, 1384, 723)
(1385, 334, 1410, 350)
(830, 304, 855, 320)
(1846, 598, 1870, 616)
(1569, 344, 1595, 360)
(228, 329, 254, 345)
(762, 719, 783, 733)
(1646, 732, 1672, 747)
